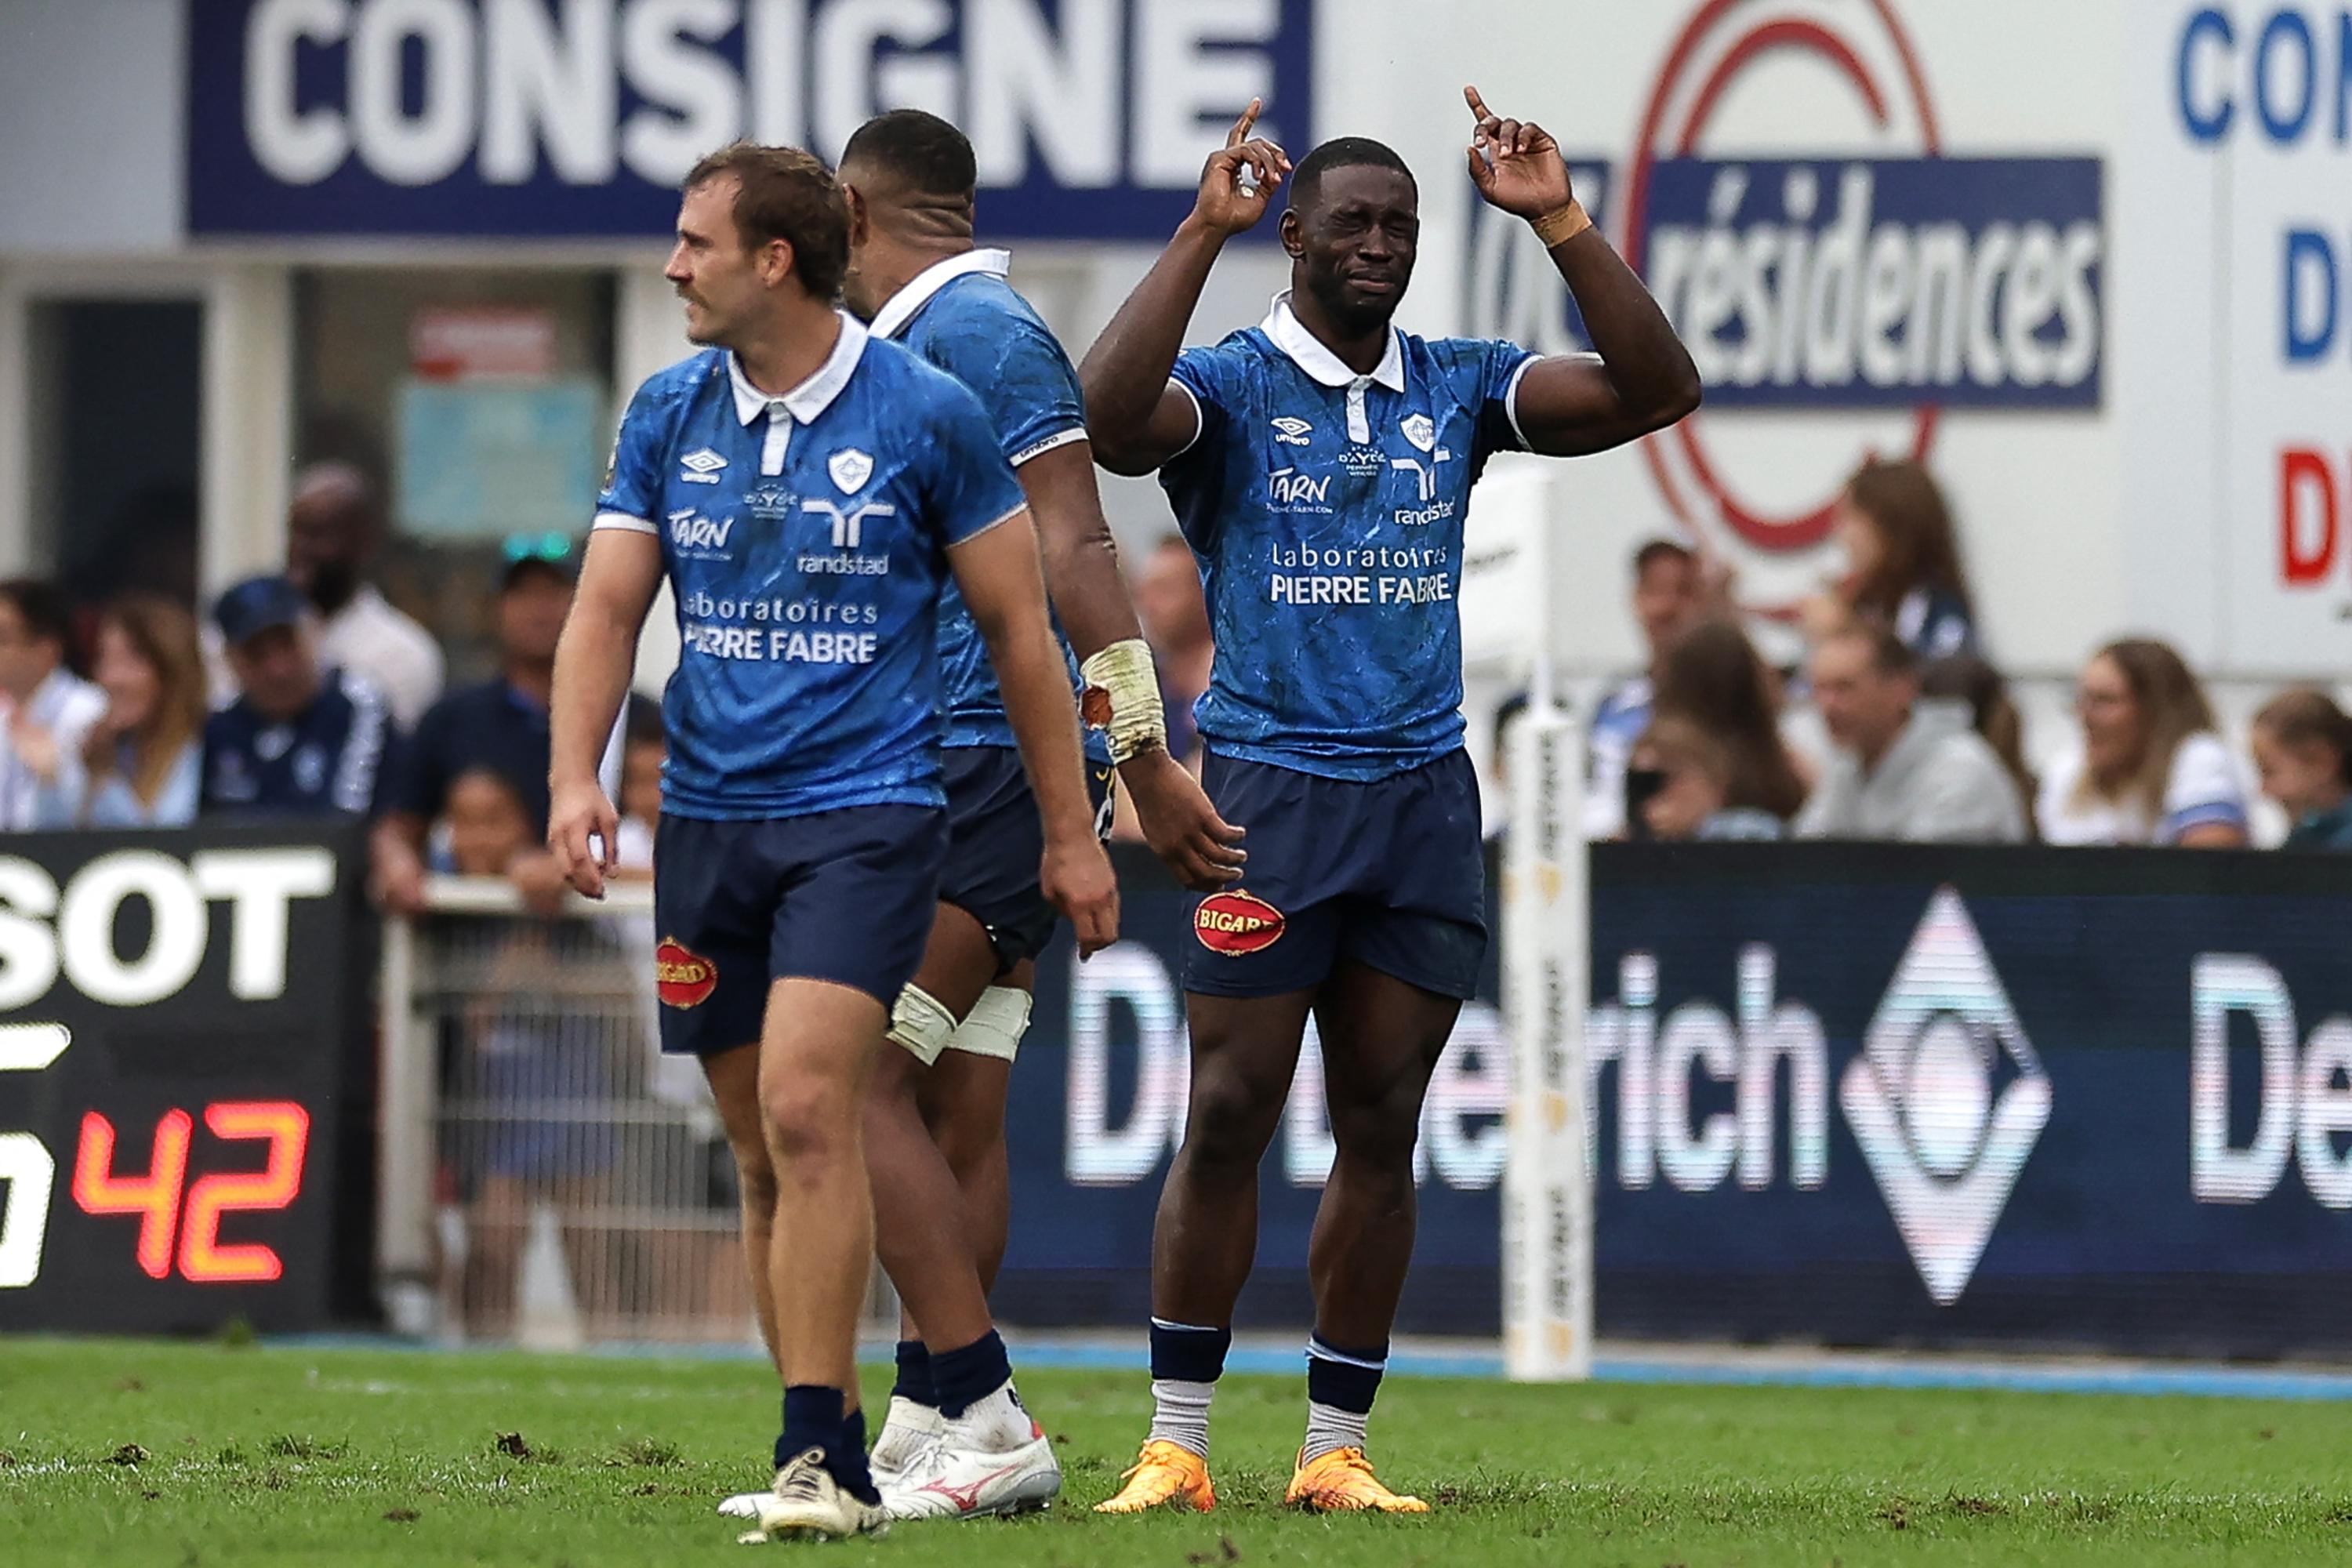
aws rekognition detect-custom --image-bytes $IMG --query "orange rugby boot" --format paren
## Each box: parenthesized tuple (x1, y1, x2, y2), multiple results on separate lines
(1283, 1446, 1429, 1513)
(1094, 1439, 1217, 1514)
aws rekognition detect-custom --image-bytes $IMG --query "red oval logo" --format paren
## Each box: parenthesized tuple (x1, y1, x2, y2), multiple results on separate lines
(1195, 891, 1286, 956)
(655, 938, 717, 1008)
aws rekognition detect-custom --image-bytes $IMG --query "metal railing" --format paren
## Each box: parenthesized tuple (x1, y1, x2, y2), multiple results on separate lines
(378, 876, 894, 1349)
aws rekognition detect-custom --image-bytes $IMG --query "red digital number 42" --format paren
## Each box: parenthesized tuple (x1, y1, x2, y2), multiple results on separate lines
(71, 1101, 311, 1283)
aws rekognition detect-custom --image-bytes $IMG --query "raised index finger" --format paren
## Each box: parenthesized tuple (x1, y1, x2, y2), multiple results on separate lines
(1465, 84, 1497, 124)
(1228, 97, 1262, 147)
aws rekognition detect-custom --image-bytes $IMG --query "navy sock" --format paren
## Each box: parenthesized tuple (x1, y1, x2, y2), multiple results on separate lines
(1305, 1335, 1387, 1414)
(777, 1385, 842, 1470)
(1149, 1319, 1232, 1385)
(775, 1386, 878, 1504)
(929, 1329, 1013, 1418)
(891, 1338, 936, 1409)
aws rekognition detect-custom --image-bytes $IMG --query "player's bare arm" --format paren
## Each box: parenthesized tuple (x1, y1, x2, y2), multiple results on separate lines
(1014, 439, 1245, 891)
(1080, 100, 1292, 476)
(1463, 85, 1702, 456)
(546, 527, 663, 899)
(949, 509, 1121, 954)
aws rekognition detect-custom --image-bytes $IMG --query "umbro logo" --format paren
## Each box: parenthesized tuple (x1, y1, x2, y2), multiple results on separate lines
(680, 448, 727, 483)
(1271, 416, 1313, 446)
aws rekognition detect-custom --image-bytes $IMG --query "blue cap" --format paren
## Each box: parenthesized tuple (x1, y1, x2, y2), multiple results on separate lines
(214, 574, 310, 645)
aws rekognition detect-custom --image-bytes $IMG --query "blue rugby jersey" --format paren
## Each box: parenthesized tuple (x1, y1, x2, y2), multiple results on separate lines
(595, 314, 1028, 819)
(1161, 293, 1537, 780)
(872, 249, 1107, 761)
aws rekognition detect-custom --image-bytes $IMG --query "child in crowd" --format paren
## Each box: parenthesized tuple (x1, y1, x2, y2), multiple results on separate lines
(2251, 689, 2352, 851)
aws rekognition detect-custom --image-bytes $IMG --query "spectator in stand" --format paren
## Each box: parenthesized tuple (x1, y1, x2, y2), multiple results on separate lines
(372, 537, 654, 913)
(1795, 624, 2026, 843)
(33, 596, 208, 829)
(1919, 654, 2038, 835)
(1586, 538, 1708, 839)
(1134, 533, 1211, 766)
(0, 579, 108, 830)
(1648, 615, 1810, 830)
(2250, 689, 2352, 850)
(285, 462, 445, 729)
(1799, 458, 1978, 659)
(1627, 714, 1786, 840)
(2038, 637, 2249, 848)
(201, 574, 401, 818)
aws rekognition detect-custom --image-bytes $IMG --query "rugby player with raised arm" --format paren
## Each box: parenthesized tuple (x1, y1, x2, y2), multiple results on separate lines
(1080, 91, 1700, 1514)
(546, 142, 1116, 1544)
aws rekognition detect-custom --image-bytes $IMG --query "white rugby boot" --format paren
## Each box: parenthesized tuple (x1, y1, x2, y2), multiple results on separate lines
(735, 1448, 888, 1543)
(868, 1396, 947, 1490)
(879, 1385, 1062, 1521)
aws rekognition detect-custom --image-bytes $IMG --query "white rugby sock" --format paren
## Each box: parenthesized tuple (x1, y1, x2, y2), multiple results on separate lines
(1146, 1378, 1215, 1459)
(1301, 1400, 1370, 1465)
(955, 1382, 1039, 1451)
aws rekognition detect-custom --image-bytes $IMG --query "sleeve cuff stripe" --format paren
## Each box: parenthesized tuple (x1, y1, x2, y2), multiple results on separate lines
(952, 502, 1030, 546)
(1502, 357, 1536, 452)
(1010, 426, 1088, 466)
(593, 510, 658, 535)
(1168, 379, 1204, 459)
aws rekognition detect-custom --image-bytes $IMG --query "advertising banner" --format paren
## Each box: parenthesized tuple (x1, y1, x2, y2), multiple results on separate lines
(996, 844, 2352, 1357)
(186, 0, 1312, 240)
(0, 826, 372, 1334)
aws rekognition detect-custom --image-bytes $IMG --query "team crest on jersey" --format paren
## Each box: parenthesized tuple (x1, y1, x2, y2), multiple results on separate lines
(828, 448, 875, 494)
(680, 448, 728, 483)
(1195, 890, 1286, 956)
(1399, 413, 1437, 453)
(1271, 416, 1313, 445)
(655, 938, 718, 1007)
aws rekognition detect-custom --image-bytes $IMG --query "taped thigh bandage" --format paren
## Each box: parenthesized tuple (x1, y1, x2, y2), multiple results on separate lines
(945, 985, 1034, 1062)
(887, 984, 959, 1066)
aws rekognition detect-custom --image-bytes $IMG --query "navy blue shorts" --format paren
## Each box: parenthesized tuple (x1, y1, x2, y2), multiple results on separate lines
(1184, 750, 1486, 1001)
(937, 745, 1114, 973)
(652, 806, 947, 1055)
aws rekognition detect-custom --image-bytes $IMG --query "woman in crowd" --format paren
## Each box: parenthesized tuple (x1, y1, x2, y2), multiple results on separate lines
(2039, 638, 2248, 847)
(1626, 713, 1786, 840)
(2249, 688, 2352, 850)
(1645, 615, 1810, 830)
(1802, 458, 1978, 658)
(1920, 654, 2038, 839)
(34, 594, 208, 828)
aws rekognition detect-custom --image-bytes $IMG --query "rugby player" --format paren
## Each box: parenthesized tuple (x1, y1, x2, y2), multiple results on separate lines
(1080, 91, 1700, 1513)
(547, 142, 1118, 1543)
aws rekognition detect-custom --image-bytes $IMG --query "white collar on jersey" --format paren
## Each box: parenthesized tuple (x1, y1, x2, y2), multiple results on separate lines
(1261, 291, 1406, 391)
(869, 248, 1014, 340)
(726, 310, 869, 426)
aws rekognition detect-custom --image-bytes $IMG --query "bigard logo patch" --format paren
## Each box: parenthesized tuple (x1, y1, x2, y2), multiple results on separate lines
(1195, 890, 1286, 956)
(655, 938, 718, 1007)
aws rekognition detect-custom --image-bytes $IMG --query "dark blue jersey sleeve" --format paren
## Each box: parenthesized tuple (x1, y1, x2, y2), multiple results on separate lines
(917, 380, 1031, 548)
(920, 306, 1086, 466)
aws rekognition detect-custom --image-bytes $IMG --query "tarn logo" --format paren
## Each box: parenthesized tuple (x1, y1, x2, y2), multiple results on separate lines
(829, 448, 874, 494)
(1271, 416, 1313, 445)
(668, 509, 735, 554)
(1269, 468, 1332, 509)
(1840, 887, 2051, 1305)
(680, 448, 728, 483)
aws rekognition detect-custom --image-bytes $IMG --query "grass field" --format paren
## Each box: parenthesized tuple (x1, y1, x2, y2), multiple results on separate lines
(4, 1338, 2349, 1566)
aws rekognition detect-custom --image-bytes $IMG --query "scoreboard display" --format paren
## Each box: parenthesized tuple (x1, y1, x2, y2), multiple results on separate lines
(0, 825, 369, 1334)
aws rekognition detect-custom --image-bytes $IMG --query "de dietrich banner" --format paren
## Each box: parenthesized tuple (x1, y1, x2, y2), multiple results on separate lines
(995, 843, 2352, 1358)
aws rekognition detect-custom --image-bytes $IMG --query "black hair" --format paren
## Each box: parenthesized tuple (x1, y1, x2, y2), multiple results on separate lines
(0, 578, 71, 649)
(1288, 136, 1416, 213)
(1632, 538, 1696, 576)
(840, 109, 978, 201)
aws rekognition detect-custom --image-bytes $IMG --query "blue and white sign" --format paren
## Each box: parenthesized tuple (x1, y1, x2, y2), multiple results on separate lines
(187, 0, 1312, 239)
